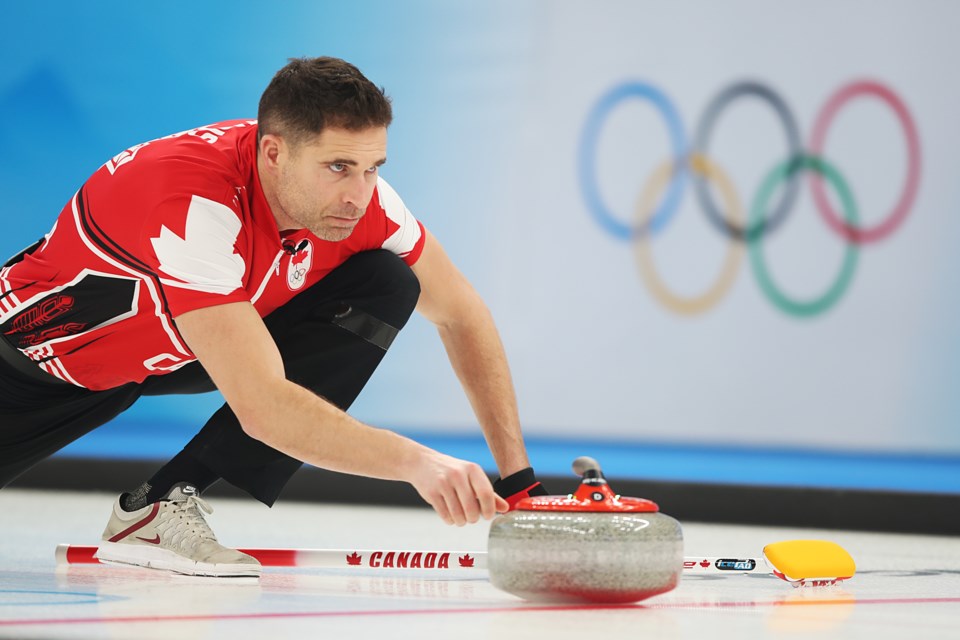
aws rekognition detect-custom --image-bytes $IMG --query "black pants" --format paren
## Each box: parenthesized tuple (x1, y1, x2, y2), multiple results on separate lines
(0, 250, 420, 505)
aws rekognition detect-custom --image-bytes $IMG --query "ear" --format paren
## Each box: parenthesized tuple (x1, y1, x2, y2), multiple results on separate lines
(258, 133, 285, 171)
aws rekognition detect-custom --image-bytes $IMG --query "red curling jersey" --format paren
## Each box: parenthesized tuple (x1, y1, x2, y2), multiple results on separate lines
(0, 120, 426, 390)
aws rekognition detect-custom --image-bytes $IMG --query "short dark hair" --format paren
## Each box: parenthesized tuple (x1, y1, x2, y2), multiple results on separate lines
(257, 57, 392, 145)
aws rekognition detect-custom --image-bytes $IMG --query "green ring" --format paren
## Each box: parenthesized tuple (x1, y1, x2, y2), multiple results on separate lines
(748, 156, 859, 317)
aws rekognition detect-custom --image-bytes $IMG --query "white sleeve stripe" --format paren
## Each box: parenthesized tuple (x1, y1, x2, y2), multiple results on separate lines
(376, 177, 422, 257)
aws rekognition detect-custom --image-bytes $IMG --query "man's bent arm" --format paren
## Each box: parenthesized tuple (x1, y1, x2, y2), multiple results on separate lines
(411, 230, 532, 478)
(174, 301, 507, 525)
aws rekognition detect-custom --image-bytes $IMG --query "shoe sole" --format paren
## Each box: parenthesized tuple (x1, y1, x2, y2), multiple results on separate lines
(96, 541, 261, 578)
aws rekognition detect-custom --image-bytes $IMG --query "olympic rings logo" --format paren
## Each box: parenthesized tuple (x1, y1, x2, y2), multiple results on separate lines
(578, 79, 921, 317)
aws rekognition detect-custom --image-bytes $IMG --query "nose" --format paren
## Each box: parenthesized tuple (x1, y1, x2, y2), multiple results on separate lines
(342, 172, 374, 208)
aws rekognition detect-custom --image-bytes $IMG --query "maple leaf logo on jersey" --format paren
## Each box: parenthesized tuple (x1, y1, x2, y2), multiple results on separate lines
(346, 552, 362, 566)
(152, 195, 244, 294)
(286, 240, 313, 291)
(292, 248, 310, 267)
(458, 554, 475, 568)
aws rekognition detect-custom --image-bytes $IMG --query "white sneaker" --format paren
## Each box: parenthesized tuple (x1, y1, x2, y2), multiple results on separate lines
(95, 485, 261, 578)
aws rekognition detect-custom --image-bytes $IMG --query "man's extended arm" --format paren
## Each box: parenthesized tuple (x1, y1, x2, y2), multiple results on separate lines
(410, 229, 532, 479)
(174, 300, 508, 525)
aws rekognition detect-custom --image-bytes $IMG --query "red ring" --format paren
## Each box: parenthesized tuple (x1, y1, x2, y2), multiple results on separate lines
(809, 80, 921, 244)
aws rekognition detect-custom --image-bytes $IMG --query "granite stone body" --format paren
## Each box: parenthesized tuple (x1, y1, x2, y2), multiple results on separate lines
(487, 510, 684, 603)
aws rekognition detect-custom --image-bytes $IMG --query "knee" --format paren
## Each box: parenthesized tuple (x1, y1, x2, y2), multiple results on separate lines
(341, 251, 421, 328)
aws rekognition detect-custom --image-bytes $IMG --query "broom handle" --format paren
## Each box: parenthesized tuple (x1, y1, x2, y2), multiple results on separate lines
(57, 544, 770, 574)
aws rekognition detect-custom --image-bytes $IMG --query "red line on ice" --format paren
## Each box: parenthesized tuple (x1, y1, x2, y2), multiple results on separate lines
(2, 597, 960, 627)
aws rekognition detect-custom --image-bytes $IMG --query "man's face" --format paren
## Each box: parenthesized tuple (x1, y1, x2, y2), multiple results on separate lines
(272, 126, 387, 241)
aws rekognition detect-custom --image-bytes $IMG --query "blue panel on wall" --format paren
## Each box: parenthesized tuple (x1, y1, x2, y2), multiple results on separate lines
(4, 1, 958, 496)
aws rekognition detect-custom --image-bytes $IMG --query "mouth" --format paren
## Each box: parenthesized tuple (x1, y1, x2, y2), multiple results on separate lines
(328, 216, 361, 227)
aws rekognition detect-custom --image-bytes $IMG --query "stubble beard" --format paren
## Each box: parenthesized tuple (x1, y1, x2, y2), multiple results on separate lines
(309, 205, 364, 242)
(313, 222, 357, 242)
(278, 176, 363, 241)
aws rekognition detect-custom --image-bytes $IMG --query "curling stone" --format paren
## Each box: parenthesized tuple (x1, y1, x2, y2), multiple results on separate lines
(487, 457, 683, 604)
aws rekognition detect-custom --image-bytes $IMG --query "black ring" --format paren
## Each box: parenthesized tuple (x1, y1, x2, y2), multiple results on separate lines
(692, 81, 803, 241)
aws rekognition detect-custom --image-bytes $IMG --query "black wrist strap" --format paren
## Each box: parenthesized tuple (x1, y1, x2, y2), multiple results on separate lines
(493, 467, 539, 498)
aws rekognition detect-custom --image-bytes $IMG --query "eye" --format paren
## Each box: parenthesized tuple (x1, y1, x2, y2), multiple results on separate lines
(365, 165, 379, 174)
(329, 163, 346, 173)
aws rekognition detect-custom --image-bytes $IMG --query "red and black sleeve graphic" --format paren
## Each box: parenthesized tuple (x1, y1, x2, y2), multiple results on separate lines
(1, 274, 137, 350)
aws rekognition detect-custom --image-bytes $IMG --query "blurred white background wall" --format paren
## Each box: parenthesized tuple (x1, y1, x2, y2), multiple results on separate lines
(1, 1, 955, 463)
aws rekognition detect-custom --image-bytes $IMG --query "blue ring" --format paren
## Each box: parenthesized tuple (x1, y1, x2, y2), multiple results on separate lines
(578, 81, 688, 240)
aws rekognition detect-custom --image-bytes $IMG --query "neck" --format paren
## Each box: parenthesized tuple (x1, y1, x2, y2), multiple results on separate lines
(257, 152, 298, 232)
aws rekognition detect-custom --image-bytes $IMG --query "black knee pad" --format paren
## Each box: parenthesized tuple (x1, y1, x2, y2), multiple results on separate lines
(335, 250, 421, 330)
(322, 251, 421, 350)
(264, 250, 421, 352)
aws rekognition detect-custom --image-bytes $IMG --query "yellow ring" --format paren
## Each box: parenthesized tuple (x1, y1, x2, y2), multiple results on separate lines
(633, 154, 745, 315)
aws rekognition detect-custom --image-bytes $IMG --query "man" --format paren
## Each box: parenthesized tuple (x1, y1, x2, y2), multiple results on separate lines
(0, 57, 546, 577)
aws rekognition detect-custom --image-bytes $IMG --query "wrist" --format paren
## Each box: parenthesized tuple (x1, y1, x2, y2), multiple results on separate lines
(493, 466, 548, 510)
(384, 432, 434, 484)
